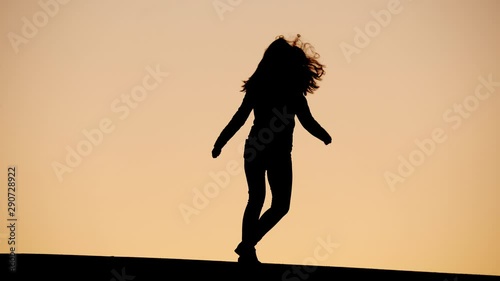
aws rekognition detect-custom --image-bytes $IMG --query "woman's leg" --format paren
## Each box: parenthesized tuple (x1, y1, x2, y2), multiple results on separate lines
(253, 152, 292, 245)
(241, 152, 267, 247)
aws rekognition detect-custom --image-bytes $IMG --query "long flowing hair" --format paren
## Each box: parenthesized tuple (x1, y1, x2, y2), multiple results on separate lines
(241, 34, 326, 96)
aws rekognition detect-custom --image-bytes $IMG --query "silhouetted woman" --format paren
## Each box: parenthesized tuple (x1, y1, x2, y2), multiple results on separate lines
(211, 34, 332, 265)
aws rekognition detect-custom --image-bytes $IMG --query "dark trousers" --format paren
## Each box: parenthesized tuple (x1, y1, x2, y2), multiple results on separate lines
(241, 145, 293, 247)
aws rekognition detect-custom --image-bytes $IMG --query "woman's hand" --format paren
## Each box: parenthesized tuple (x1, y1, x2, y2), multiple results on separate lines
(212, 147, 222, 158)
(323, 135, 332, 145)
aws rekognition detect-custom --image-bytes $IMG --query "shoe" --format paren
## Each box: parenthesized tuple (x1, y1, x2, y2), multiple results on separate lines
(235, 242, 261, 265)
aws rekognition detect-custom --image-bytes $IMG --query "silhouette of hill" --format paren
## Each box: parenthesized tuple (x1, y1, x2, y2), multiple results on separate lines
(1, 253, 498, 280)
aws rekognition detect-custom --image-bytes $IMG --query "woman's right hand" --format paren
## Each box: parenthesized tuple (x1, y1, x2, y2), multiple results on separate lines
(212, 147, 222, 158)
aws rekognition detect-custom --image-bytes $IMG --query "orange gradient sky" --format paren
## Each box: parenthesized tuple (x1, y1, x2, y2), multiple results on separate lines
(1, 0, 499, 276)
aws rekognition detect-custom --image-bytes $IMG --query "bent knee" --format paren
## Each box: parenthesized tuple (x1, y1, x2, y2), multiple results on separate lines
(273, 202, 290, 216)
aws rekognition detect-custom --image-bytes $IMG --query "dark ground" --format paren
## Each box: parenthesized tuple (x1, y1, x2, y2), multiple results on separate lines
(1, 253, 498, 281)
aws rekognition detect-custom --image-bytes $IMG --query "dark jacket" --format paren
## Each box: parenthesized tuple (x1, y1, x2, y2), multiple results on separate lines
(214, 90, 331, 154)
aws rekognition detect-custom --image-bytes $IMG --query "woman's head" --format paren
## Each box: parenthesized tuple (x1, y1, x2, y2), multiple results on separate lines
(242, 34, 325, 96)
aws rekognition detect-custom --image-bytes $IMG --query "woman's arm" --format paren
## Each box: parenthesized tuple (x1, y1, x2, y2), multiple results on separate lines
(212, 93, 254, 157)
(296, 95, 332, 145)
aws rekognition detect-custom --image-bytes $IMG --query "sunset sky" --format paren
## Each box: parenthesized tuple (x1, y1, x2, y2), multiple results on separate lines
(1, 0, 499, 276)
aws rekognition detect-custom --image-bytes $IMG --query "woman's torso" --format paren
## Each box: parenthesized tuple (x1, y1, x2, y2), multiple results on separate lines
(247, 90, 301, 153)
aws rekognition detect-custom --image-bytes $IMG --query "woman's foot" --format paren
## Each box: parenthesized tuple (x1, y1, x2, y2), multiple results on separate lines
(235, 242, 261, 265)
